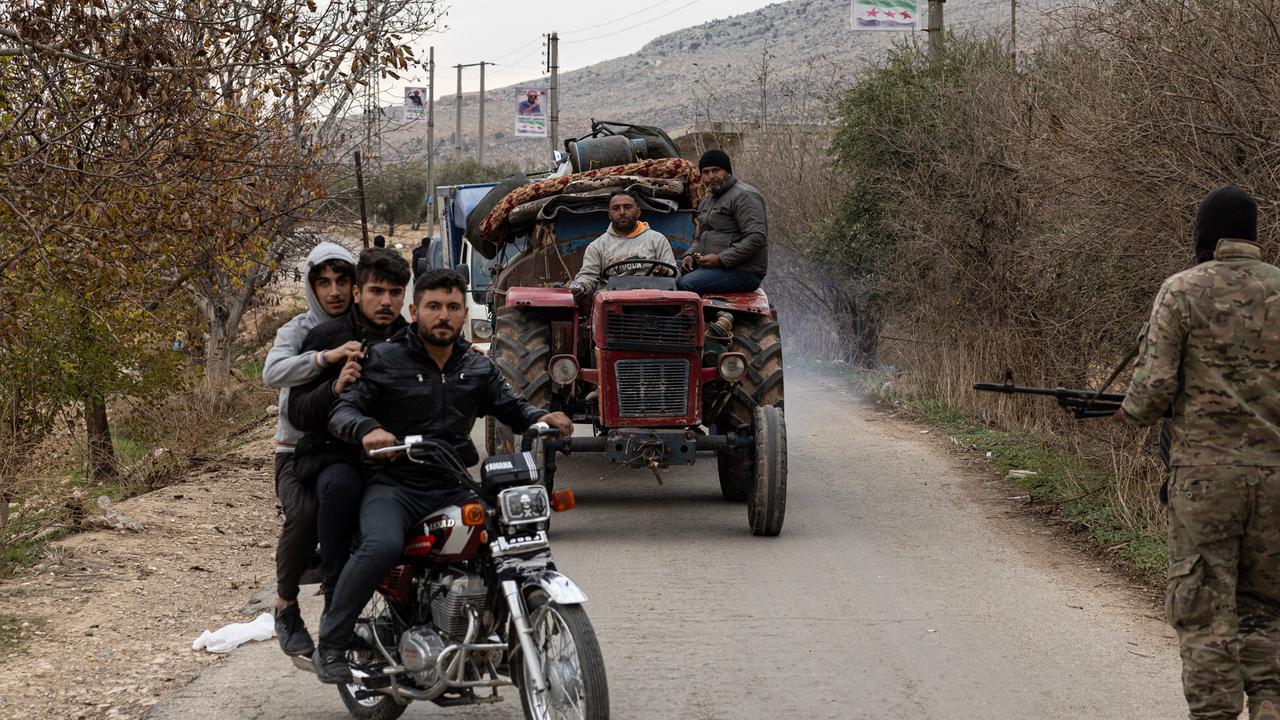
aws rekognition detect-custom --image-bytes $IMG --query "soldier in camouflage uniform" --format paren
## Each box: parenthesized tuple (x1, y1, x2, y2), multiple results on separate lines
(1120, 185, 1280, 720)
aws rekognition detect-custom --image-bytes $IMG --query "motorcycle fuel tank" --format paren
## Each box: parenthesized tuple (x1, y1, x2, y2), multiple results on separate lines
(422, 505, 484, 562)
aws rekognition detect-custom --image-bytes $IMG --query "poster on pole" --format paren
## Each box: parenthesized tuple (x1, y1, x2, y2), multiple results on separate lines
(404, 87, 427, 118)
(515, 87, 548, 137)
(851, 0, 918, 30)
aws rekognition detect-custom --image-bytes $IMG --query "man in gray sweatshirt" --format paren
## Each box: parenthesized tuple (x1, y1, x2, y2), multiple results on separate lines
(572, 189, 677, 297)
(261, 240, 358, 656)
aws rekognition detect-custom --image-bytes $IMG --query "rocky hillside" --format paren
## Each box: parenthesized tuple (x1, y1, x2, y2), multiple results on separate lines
(374, 0, 1049, 168)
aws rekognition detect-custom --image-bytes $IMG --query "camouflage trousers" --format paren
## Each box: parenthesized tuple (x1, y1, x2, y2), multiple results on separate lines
(1168, 465, 1280, 719)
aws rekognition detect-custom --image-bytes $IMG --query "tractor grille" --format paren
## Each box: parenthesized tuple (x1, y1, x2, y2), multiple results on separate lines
(615, 359, 690, 418)
(605, 312, 696, 352)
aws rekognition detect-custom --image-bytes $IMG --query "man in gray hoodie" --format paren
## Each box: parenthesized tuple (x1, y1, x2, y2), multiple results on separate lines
(572, 189, 677, 297)
(262, 240, 358, 656)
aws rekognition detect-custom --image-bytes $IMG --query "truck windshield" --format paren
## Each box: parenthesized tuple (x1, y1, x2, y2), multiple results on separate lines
(468, 238, 524, 302)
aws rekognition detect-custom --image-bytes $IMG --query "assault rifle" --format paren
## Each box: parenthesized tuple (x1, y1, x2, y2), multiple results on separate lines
(973, 369, 1125, 420)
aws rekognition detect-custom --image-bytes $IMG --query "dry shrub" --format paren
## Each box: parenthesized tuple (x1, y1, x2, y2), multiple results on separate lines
(796, 0, 1280, 545)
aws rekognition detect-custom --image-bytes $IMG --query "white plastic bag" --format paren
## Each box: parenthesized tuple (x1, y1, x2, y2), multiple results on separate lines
(192, 612, 276, 654)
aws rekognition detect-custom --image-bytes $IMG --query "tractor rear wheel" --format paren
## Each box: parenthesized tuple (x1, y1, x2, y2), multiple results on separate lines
(718, 314, 784, 431)
(490, 305, 553, 455)
(716, 449, 752, 502)
(713, 314, 783, 502)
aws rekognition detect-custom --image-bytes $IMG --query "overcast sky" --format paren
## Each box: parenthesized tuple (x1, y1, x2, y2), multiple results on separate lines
(386, 0, 784, 103)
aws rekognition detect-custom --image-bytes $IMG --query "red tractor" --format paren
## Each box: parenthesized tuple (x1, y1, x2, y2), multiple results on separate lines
(486, 256, 786, 536)
(470, 129, 786, 535)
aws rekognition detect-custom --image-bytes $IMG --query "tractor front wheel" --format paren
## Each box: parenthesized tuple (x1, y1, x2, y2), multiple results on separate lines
(747, 405, 787, 536)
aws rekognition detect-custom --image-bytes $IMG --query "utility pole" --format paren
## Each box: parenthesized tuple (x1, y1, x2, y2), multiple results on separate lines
(454, 64, 463, 160)
(478, 61, 489, 165)
(426, 46, 436, 238)
(927, 0, 945, 62)
(452, 62, 491, 162)
(1010, 0, 1017, 63)
(547, 31, 559, 157)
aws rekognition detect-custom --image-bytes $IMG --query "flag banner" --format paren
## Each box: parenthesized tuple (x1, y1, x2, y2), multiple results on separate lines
(404, 87, 427, 118)
(851, 0, 918, 30)
(515, 87, 548, 137)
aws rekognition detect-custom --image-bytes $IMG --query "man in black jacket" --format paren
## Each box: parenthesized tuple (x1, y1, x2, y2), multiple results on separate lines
(312, 269, 572, 683)
(281, 248, 410, 657)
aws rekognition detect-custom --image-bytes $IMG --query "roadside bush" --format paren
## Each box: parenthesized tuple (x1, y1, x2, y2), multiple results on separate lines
(799, 0, 1280, 559)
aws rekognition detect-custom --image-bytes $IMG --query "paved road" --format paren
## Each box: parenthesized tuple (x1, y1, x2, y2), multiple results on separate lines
(147, 371, 1187, 720)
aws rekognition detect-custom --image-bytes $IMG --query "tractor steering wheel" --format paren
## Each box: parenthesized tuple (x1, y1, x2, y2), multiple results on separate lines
(601, 258, 680, 279)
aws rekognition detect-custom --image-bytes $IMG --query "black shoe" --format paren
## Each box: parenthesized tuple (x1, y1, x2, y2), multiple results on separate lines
(312, 648, 353, 684)
(275, 604, 315, 657)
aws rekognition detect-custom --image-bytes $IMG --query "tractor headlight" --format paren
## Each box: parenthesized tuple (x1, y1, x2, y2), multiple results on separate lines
(498, 485, 550, 526)
(549, 355, 580, 386)
(471, 319, 493, 340)
(718, 352, 747, 382)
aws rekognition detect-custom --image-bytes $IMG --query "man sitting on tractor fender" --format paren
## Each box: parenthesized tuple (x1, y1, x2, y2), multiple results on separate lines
(571, 189, 677, 298)
(677, 149, 769, 295)
(314, 269, 573, 684)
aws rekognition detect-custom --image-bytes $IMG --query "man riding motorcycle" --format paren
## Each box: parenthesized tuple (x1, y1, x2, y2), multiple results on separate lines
(314, 268, 573, 683)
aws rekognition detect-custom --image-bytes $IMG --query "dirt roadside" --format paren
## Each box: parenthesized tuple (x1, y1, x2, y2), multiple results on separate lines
(0, 429, 282, 720)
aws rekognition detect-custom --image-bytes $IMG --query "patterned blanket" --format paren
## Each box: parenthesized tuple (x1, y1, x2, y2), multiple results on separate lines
(475, 157, 706, 249)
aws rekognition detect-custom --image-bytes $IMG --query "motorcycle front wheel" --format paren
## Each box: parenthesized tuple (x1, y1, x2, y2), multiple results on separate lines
(513, 589, 609, 720)
(337, 594, 408, 720)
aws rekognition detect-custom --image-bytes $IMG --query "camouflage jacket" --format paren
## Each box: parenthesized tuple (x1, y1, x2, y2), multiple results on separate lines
(1122, 239, 1280, 466)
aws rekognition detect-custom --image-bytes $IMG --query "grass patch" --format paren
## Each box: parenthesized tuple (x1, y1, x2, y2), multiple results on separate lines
(804, 361, 1168, 583)
(0, 613, 40, 658)
(239, 360, 264, 381)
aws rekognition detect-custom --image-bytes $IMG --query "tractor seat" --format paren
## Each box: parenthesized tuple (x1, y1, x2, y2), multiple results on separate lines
(605, 276, 678, 291)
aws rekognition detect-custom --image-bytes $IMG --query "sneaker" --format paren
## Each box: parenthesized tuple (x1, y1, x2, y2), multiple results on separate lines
(312, 648, 353, 684)
(1255, 700, 1280, 720)
(274, 604, 315, 657)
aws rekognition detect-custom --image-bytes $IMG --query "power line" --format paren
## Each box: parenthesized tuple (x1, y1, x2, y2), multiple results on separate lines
(562, 0, 704, 44)
(560, 0, 680, 35)
(487, 36, 540, 63)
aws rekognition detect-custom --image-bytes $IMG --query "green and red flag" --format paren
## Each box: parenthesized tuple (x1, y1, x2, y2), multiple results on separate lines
(851, 0, 918, 30)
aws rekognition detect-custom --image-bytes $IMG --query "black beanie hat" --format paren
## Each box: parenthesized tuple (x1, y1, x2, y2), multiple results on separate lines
(698, 148, 732, 175)
(1194, 185, 1257, 262)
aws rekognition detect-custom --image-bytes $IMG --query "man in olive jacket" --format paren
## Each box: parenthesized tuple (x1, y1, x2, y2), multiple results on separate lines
(677, 148, 768, 294)
(1118, 186, 1280, 720)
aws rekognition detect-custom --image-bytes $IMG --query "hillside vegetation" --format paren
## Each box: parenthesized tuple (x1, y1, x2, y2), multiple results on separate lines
(381, 0, 1043, 166)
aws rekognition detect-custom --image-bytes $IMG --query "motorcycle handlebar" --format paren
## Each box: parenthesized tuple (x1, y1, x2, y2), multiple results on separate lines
(521, 422, 558, 452)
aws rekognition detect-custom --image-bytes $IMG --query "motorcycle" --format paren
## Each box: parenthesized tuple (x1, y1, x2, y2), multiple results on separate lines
(293, 423, 609, 720)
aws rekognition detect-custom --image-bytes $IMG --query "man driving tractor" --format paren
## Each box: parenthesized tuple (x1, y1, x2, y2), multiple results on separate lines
(571, 189, 677, 298)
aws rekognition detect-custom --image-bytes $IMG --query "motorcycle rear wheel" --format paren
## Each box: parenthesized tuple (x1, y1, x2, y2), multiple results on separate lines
(514, 590, 609, 720)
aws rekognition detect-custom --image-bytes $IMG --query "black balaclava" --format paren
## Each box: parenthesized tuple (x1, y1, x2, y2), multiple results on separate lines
(1194, 185, 1257, 262)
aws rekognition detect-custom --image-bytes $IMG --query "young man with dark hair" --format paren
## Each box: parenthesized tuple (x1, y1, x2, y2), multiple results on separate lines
(572, 189, 677, 297)
(311, 268, 573, 683)
(261, 241, 359, 657)
(280, 248, 411, 657)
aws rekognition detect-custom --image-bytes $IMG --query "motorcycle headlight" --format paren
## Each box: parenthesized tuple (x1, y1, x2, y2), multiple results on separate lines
(498, 485, 550, 526)
(471, 319, 494, 340)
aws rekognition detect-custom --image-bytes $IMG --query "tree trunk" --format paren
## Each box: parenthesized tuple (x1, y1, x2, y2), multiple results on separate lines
(387, 222, 396, 237)
(84, 393, 115, 481)
(200, 293, 250, 389)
